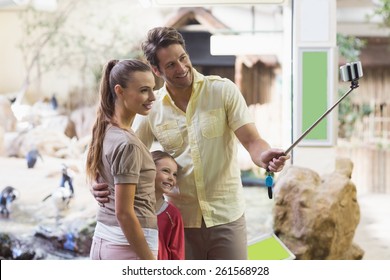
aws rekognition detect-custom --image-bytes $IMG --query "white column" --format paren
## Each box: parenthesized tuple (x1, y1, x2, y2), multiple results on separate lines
(290, 0, 338, 175)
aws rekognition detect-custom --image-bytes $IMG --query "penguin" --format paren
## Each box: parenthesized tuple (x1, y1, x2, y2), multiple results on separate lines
(8, 97, 16, 104)
(41, 164, 75, 213)
(0, 186, 19, 218)
(42, 187, 73, 212)
(50, 94, 58, 110)
(26, 149, 43, 168)
(52, 187, 73, 210)
(60, 164, 74, 196)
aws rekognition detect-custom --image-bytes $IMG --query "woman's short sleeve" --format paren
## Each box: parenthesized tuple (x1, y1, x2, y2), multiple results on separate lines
(110, 143, 142, 185)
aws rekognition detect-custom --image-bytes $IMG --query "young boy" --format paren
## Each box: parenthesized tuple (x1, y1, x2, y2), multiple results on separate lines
(152, 150, 185, 260)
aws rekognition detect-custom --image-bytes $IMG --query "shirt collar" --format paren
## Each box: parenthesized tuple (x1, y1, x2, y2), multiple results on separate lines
(160, 68, 205, 103)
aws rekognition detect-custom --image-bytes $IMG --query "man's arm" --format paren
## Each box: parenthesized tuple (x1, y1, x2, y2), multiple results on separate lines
(235, 123, 289, 172)
(90, 182, 110, 204)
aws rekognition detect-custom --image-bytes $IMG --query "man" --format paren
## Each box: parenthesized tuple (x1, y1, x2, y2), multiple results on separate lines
(92, 27, 289, 260)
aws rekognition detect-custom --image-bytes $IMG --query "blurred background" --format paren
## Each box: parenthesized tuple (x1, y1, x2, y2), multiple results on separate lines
(0, 0, 389, 260)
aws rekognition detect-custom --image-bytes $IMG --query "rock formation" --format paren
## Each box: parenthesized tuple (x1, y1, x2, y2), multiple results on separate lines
(273, 158, 364, 259)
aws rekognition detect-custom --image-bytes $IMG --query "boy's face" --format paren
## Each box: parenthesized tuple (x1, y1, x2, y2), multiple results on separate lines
(155, 157, 178, 194)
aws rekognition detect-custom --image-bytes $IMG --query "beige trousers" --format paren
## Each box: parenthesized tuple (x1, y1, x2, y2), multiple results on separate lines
(184, 214, 247, 260)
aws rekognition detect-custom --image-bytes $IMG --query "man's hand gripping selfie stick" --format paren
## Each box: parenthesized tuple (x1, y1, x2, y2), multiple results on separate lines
(266, 61, 363, 199)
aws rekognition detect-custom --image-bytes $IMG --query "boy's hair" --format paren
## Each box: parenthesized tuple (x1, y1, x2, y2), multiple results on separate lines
(151, 150, 177, 166)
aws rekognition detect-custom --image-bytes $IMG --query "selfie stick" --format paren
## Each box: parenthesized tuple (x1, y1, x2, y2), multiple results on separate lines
(266, 61, 363, 199)
(284, 81, 359, 154)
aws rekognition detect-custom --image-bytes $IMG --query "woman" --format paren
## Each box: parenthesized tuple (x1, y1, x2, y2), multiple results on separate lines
(86, 59, 157, 260)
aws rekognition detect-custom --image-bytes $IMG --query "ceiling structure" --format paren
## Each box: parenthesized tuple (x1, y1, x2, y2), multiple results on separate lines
(336, 0, 390, 37)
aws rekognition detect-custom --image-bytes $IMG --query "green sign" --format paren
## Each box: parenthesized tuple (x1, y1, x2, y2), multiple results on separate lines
(301, 51, 328, 140)
(248, 233, 295, 260)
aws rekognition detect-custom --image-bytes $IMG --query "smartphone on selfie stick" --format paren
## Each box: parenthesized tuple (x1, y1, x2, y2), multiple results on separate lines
(266, 61, 363, 199)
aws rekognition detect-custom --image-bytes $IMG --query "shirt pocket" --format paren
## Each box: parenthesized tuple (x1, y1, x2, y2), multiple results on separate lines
(200, 109, 225, 139)
(155, 120, 183, 151)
